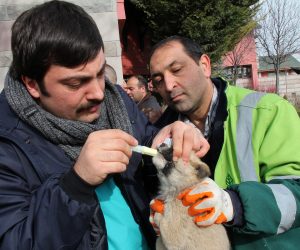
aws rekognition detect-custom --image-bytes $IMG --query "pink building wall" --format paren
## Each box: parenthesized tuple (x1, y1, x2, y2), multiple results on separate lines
(222, 33, 259, 89)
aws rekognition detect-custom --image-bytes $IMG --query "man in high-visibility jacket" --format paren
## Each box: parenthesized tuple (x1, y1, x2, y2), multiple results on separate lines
(149, 35, 300, 250)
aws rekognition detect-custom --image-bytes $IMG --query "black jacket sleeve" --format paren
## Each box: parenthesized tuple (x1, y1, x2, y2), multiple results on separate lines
(0, 141, 98, 250)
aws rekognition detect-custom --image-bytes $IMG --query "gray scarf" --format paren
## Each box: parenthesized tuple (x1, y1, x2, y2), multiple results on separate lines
(4, 73, 133, 161)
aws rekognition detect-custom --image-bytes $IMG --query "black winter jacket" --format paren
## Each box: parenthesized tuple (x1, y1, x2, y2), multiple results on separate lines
(0, 87, 157, 250)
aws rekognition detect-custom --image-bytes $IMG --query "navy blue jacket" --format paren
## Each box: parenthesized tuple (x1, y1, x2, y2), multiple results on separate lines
(0, 86, 157, 250)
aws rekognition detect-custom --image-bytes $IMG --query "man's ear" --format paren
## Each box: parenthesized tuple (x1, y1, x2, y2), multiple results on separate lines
(198, 54, 211, 78)
(21, 75, 41, 99)
(141, 86, 147, 94)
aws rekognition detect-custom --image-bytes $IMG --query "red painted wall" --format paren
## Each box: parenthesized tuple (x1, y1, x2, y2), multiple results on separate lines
(222, 33, 259, 89)
(121, 30, 152, 76)
(118, 1, 152, 77)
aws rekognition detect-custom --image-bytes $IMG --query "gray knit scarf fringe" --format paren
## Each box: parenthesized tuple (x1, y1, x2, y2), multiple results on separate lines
(4, 73, 133, 161)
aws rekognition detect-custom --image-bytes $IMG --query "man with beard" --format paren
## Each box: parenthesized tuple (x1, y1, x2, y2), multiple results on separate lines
(0, 4, 209, 250)
(149, 36, 300, 250)
(126, 75, 162, 123)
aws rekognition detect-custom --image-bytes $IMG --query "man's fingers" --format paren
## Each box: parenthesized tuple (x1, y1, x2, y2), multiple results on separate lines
(97, 161, 128, 174)
(74, 129, 138, 185)
(194, 139, 210, 158)
(152, 121, 209, 160)
(90, 129, 138, 146)
(191, 128, 210, 157)
(97, 150, 130, 164)
(88, 134, 136, 158)
(180, 124, 195, 162)
(170, 126, 184, 161)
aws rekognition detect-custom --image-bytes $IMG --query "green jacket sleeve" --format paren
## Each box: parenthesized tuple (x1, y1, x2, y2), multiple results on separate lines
(229, 179, 300, 235)
(230, 97, 300, 236)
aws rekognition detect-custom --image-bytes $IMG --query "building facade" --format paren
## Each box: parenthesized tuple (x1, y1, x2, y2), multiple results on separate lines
(0, 0, 124, 90)
(258, 54, 300, 107)
(222, 32, 259, 90)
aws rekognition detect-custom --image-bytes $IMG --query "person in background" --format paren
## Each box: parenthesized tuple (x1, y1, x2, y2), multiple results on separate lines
(148, 79, 167, 113)
(0, 4, 209, 249)
(126, 75, 162, 123)
(122, 78, 128, 90)
(149, 35, 300, 249)
(104, 63, 117, 85)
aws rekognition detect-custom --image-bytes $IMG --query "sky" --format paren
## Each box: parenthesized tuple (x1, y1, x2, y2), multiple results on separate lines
(256, 0, 300, 56)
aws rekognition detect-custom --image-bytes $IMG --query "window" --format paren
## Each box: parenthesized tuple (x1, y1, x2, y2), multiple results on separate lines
(224, 65, 252, 79)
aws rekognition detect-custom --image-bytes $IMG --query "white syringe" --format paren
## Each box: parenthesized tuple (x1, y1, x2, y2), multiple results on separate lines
(131, 138, 172, 157)
(132, 145, 158, 157)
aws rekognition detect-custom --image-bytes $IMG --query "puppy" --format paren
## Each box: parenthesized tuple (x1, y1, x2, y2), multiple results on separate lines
(152, 143, 230, 250)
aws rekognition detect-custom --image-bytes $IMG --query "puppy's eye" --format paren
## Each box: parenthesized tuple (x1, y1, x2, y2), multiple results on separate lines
(162, 149, 173, 162)
(158, 144, 173, 161)
(162, 161, 175, 176)
(157, 143, 168, 153)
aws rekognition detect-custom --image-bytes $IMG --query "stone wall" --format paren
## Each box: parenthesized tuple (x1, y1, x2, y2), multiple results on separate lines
(0, 0, 123, 91)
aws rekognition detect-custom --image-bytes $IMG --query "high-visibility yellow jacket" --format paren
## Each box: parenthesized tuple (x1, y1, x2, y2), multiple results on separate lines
(217, 81, 300, 249)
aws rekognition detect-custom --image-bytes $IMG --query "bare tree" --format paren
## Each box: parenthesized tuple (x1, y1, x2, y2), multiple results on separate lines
(224, 32, 256, 85)
(255, 0, 300, 94)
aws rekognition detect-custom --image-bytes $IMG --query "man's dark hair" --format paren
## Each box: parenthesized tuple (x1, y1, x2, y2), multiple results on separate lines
(150, 35, 203, 64)
(136, 75, 148, 90)
(10, 0, 104, 95)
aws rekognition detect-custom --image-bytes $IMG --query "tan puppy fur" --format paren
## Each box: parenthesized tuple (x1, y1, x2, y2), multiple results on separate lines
(152, 144, 230, 250)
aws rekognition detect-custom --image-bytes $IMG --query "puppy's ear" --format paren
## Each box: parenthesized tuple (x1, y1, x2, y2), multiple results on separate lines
(189, 152, 210, 178)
